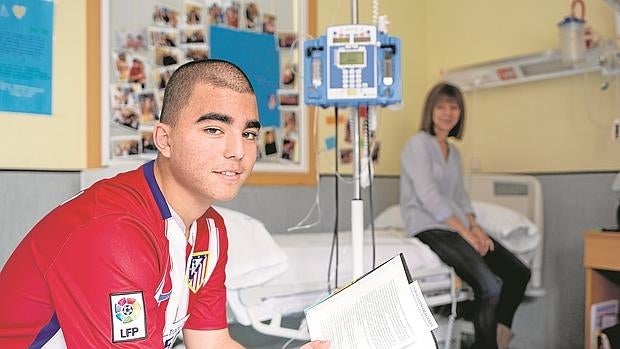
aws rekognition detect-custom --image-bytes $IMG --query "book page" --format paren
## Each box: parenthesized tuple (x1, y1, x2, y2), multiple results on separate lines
(410, 281, 438, 332)
(305, 255, 435, 349)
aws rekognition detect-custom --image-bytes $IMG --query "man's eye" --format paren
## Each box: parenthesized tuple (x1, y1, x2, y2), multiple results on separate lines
(204, 127, 222, 135)
(243, 131, 258, 140)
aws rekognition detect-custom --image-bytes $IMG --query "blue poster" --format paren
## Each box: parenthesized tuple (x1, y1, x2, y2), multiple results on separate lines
(0, 0, 54, 115)
(210, 26, 280, 127)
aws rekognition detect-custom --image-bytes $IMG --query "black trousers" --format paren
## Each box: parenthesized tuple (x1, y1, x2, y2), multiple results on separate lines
(417, 229, 531, 349)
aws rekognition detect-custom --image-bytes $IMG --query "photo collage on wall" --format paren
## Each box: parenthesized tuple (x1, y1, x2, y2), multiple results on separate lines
(339, 107, 381, 166)
(110, 2, 203, 160)
(109, 1, 301, 165)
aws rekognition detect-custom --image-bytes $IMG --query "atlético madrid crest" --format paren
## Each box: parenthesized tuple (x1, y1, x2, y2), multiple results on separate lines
(187, 251, 209, 293)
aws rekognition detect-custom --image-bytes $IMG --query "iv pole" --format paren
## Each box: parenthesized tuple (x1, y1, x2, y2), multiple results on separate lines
(349, 0, 365, 279)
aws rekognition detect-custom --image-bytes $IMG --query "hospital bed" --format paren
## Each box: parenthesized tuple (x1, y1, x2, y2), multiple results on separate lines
(222, 173, 545, 343)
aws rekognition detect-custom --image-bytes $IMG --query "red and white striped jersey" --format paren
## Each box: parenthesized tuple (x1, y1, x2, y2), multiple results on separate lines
(0, 161, 229, 348)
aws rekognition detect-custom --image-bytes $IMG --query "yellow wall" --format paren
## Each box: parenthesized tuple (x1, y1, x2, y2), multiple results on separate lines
(317, 0, 619, 175)
(1, 1, 616, 173)
(0, 1, 87, 170)
(426, 0, 619, 173)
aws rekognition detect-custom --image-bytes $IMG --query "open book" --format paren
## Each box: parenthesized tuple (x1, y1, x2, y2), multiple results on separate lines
(304, 254, 438, 349)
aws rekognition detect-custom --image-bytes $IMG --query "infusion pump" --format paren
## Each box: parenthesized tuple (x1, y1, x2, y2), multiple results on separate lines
(304, 24, 401, 108)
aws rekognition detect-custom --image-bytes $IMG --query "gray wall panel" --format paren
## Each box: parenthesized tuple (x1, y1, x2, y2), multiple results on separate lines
(0, 171, 81, 267)
(2, 169, 619, 348)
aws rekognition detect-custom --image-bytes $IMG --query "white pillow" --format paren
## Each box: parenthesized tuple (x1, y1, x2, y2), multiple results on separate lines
(372, 202, 540, 253)
(214, 206, 288, 289)
(472, 200, 541, 252)
(471, 200, 538, 237)
(372, 204, 405, 230)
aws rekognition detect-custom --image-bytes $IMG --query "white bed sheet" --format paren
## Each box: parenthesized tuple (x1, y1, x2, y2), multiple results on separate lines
(226, 214, 542, 327)
(227, 228, 446, 326)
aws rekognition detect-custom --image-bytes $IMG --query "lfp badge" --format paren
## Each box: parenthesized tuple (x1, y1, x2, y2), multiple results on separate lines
(110, 292, 146, 342)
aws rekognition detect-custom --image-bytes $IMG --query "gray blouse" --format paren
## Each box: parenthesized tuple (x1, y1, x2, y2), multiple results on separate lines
(399, 131, 474, 236)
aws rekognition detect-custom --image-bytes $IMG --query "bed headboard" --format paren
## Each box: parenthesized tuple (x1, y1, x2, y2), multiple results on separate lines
(466, 174, 543, 233)
(466, 173, 545, 294)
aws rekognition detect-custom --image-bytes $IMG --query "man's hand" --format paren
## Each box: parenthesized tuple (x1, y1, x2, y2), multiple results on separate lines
(300, 340, 330, 349)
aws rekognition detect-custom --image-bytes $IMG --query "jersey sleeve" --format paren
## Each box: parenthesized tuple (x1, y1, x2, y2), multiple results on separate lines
(44, 214, 166, 348)
(184, 210, 229, 330)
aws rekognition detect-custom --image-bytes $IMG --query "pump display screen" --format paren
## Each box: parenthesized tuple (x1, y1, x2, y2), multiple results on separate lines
(339, 51, 364, 65)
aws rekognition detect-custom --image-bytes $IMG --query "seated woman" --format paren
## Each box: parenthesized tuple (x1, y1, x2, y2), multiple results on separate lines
(399, 82, 530, 349)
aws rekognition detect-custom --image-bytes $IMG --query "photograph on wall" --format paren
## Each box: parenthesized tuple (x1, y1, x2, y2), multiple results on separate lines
(278, 91, 298, 106)
(222, 1, 240, 28)
(148, 26, 179, 48)
(111, 106, 140, 130)
(262, 13, 276, 34)
(344, 117, 352, 144)
(184, 45, 210, 61)
(154, 46, 183, 66)
(112, 51, 132, 82)
(152, 5, 179, 28)
(281, 137, 297, 162)
(278, 32, 296, 48)
(184, 1, 204, 25)
(261, 127, 279, 158)
(243, 2, 260, 31)
(181, 26, 206, 44)
(141, 130, 157, 154)
(152, 66, 176, 90)
(110, 83, 141, 109)
(206, 0, 225, 25)
(371, 141, 381, 163)
(111, 137, 140, 158)
(281, 63, 297, 88)
(138, 91, 160, 124)
(281, 110, 298, 138)
(340, 148, 353, 165)
(127, 56, 149, 88)
(116, 29, 148, 52)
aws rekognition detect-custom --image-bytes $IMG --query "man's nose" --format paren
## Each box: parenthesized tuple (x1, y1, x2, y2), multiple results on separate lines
(224, 134, 245, 160)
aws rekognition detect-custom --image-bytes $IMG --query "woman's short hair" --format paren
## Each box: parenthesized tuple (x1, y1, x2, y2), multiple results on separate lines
(419, 82, 465, 139)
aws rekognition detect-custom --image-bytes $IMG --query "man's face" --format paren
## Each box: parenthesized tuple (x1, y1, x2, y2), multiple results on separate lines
(167, 83, 259, 203)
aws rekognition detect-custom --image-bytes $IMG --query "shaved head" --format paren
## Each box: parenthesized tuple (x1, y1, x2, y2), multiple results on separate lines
(159, 59, 255, 126)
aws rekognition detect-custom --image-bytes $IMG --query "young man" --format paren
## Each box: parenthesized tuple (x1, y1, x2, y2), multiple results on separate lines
(0, 60, 329, 349)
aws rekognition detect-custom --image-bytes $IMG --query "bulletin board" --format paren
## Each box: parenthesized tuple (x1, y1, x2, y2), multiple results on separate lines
(99, 0, 317, 185)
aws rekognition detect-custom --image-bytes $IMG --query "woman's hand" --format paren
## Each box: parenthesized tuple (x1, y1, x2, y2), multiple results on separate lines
(300, 340, 330, 349)
(461, 230, 484, 254)
(471, 225, 494, 256)
(445, 215, 493, 256)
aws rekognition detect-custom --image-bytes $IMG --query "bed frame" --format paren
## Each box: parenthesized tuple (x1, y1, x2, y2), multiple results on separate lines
(234, 174, 546, 341)
(466, 174, 545, 296)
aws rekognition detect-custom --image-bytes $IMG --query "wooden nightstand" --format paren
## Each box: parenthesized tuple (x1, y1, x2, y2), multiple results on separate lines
(584, 231, 620, 349)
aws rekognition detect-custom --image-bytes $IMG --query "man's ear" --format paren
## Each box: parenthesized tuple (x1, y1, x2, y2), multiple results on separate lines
(153, 123, 172, 158)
